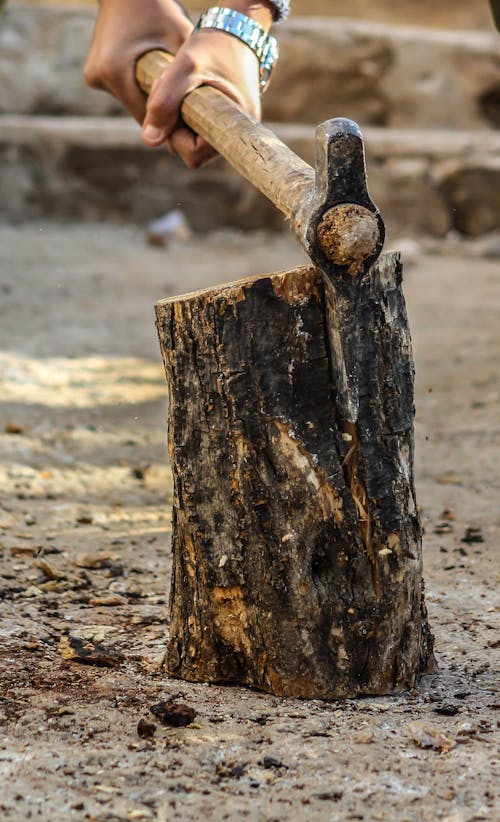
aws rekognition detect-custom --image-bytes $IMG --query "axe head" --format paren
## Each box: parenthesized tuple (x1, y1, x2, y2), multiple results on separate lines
(295, 119, 385, 280)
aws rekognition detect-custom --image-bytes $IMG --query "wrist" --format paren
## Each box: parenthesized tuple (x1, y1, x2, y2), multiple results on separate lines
(193, 7, 278, 91)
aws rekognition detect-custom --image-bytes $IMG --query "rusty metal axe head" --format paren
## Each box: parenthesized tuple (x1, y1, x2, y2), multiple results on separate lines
(294, 118, 385, 279)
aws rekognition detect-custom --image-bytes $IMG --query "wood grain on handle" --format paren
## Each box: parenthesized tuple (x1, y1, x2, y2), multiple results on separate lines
(135, 50, 315, 227)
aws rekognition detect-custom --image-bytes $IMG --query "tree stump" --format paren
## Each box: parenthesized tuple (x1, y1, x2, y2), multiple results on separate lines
(155, 252, 434, 698)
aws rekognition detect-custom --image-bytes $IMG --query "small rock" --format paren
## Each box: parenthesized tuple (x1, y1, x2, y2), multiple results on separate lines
(23, 585, 43, 598)
(130, 612, 163, 626)
(456, 721, 478, 737)
(315, 791, 343, 801)
(75, 513, 93, 525)
(433, 521, 453, 535)
(88, 594, 127, 607)
(73, 551, 120, 569)
(149, 699, 197, 728)
(432, 703, 459, 716)
(10, 545, 40, 557)
(131, 465, 149, 480)
(249, 714, 269, 726)
(104, 563, 125, 578)
(461, 527, 484, 544)
(137, 718, 157, 739)
(353, 731, 375, 744)
(259, 756, 288, 770)
(5, 422, 24, 434)
(229, 764, 247, 778)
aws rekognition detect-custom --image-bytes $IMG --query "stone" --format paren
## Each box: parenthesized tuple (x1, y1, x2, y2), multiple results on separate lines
(265, 21, 499, 129)
(0, 5, 122, 117)
(0, 116, 499, 240)
(1, 8, 499, 131)
(438, 161, 500, 237)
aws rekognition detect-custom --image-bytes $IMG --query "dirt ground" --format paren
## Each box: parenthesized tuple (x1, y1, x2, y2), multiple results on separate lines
(0, 223, 498, 822)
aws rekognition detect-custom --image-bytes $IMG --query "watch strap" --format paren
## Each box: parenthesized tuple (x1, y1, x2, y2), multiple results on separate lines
(194, 7, 279, 91)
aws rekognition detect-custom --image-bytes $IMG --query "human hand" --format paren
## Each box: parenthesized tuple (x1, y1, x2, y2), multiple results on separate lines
(140, 28, 263, 168)
(85, 1, 275, 168)
(84, 0, 193, 123)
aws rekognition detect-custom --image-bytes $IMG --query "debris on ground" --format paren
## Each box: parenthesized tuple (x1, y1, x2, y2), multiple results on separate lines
(73, 551, 121, 569)
(149, 698, 197, 727)
(407, 721, 456, 752)
(461, 527, 485, 544)
(147, 210, 191, 247)
(137, 718, 157, 739)
(0, 225, 498, 821)
(59, 627, 124, 668)
(4, 421, 24, 434)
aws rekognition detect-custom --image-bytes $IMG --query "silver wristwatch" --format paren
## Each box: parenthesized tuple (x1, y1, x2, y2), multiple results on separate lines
(194, 7, 279, 92)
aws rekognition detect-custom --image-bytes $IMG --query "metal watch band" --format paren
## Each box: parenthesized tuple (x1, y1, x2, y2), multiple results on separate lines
(270, 0, 290, 20)
(194, 7, 279, 91)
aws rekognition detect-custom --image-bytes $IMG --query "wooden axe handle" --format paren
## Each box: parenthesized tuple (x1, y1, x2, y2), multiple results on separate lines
(135, 50, 383, 276)
(135, 50, 314, 224)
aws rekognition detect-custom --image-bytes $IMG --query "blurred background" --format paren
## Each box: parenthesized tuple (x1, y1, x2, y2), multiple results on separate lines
(1, 0, 499, 244)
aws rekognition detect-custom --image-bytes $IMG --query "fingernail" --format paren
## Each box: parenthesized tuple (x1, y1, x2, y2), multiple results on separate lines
(142, 125, 163, 143)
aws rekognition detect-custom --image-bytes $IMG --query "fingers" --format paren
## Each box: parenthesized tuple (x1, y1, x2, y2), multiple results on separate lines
(141, 58, 196, 147)
(167, 128, 218, 168)
(141, 56, 218, 167)
(84, 48, 149, 124)
(140, 31, 263, 167)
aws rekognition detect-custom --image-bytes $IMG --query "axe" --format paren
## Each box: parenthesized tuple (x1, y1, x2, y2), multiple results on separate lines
(135, 50, 385, 421)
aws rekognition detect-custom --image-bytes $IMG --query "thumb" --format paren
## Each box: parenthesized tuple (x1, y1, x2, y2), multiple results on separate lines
(141, 67, 194, 147)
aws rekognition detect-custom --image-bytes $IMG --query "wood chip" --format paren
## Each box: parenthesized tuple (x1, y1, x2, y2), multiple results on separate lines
(407, 721, 456, 752)
(10, 546, 40, 557)
(73, 551, 120, 569)
(89, 594, 127, 607)
(59, 631, 123, 667)
(23, 585, 43, 598)
(35, 559, 65, 581)
(435, 474, 462, 486)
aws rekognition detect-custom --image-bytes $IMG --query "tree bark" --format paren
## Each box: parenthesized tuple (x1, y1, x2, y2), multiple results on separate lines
(155, 252, 434, 698)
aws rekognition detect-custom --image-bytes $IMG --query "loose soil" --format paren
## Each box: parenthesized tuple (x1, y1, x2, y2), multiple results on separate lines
(0, 223, 498, 821)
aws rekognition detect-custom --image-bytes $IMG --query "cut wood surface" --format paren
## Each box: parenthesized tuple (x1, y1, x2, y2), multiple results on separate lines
(155, 252, 434, 698)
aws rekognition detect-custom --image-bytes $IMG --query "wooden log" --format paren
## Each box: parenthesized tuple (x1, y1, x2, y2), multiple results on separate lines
(155, 252, 434, 698)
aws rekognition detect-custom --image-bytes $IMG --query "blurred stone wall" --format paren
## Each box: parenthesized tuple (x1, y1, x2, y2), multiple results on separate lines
(16, 0, 495, 30)
(1, 2, 499, 240)
(2, 8, 498, 128)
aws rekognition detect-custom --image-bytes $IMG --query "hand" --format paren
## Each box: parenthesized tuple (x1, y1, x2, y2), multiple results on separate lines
(84, 0, 193, 123)
(141, 29, 262, 168)
(84, 0, 275, 168)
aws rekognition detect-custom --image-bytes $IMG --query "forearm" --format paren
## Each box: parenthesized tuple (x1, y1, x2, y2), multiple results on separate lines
(93, 0, 193, 54)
